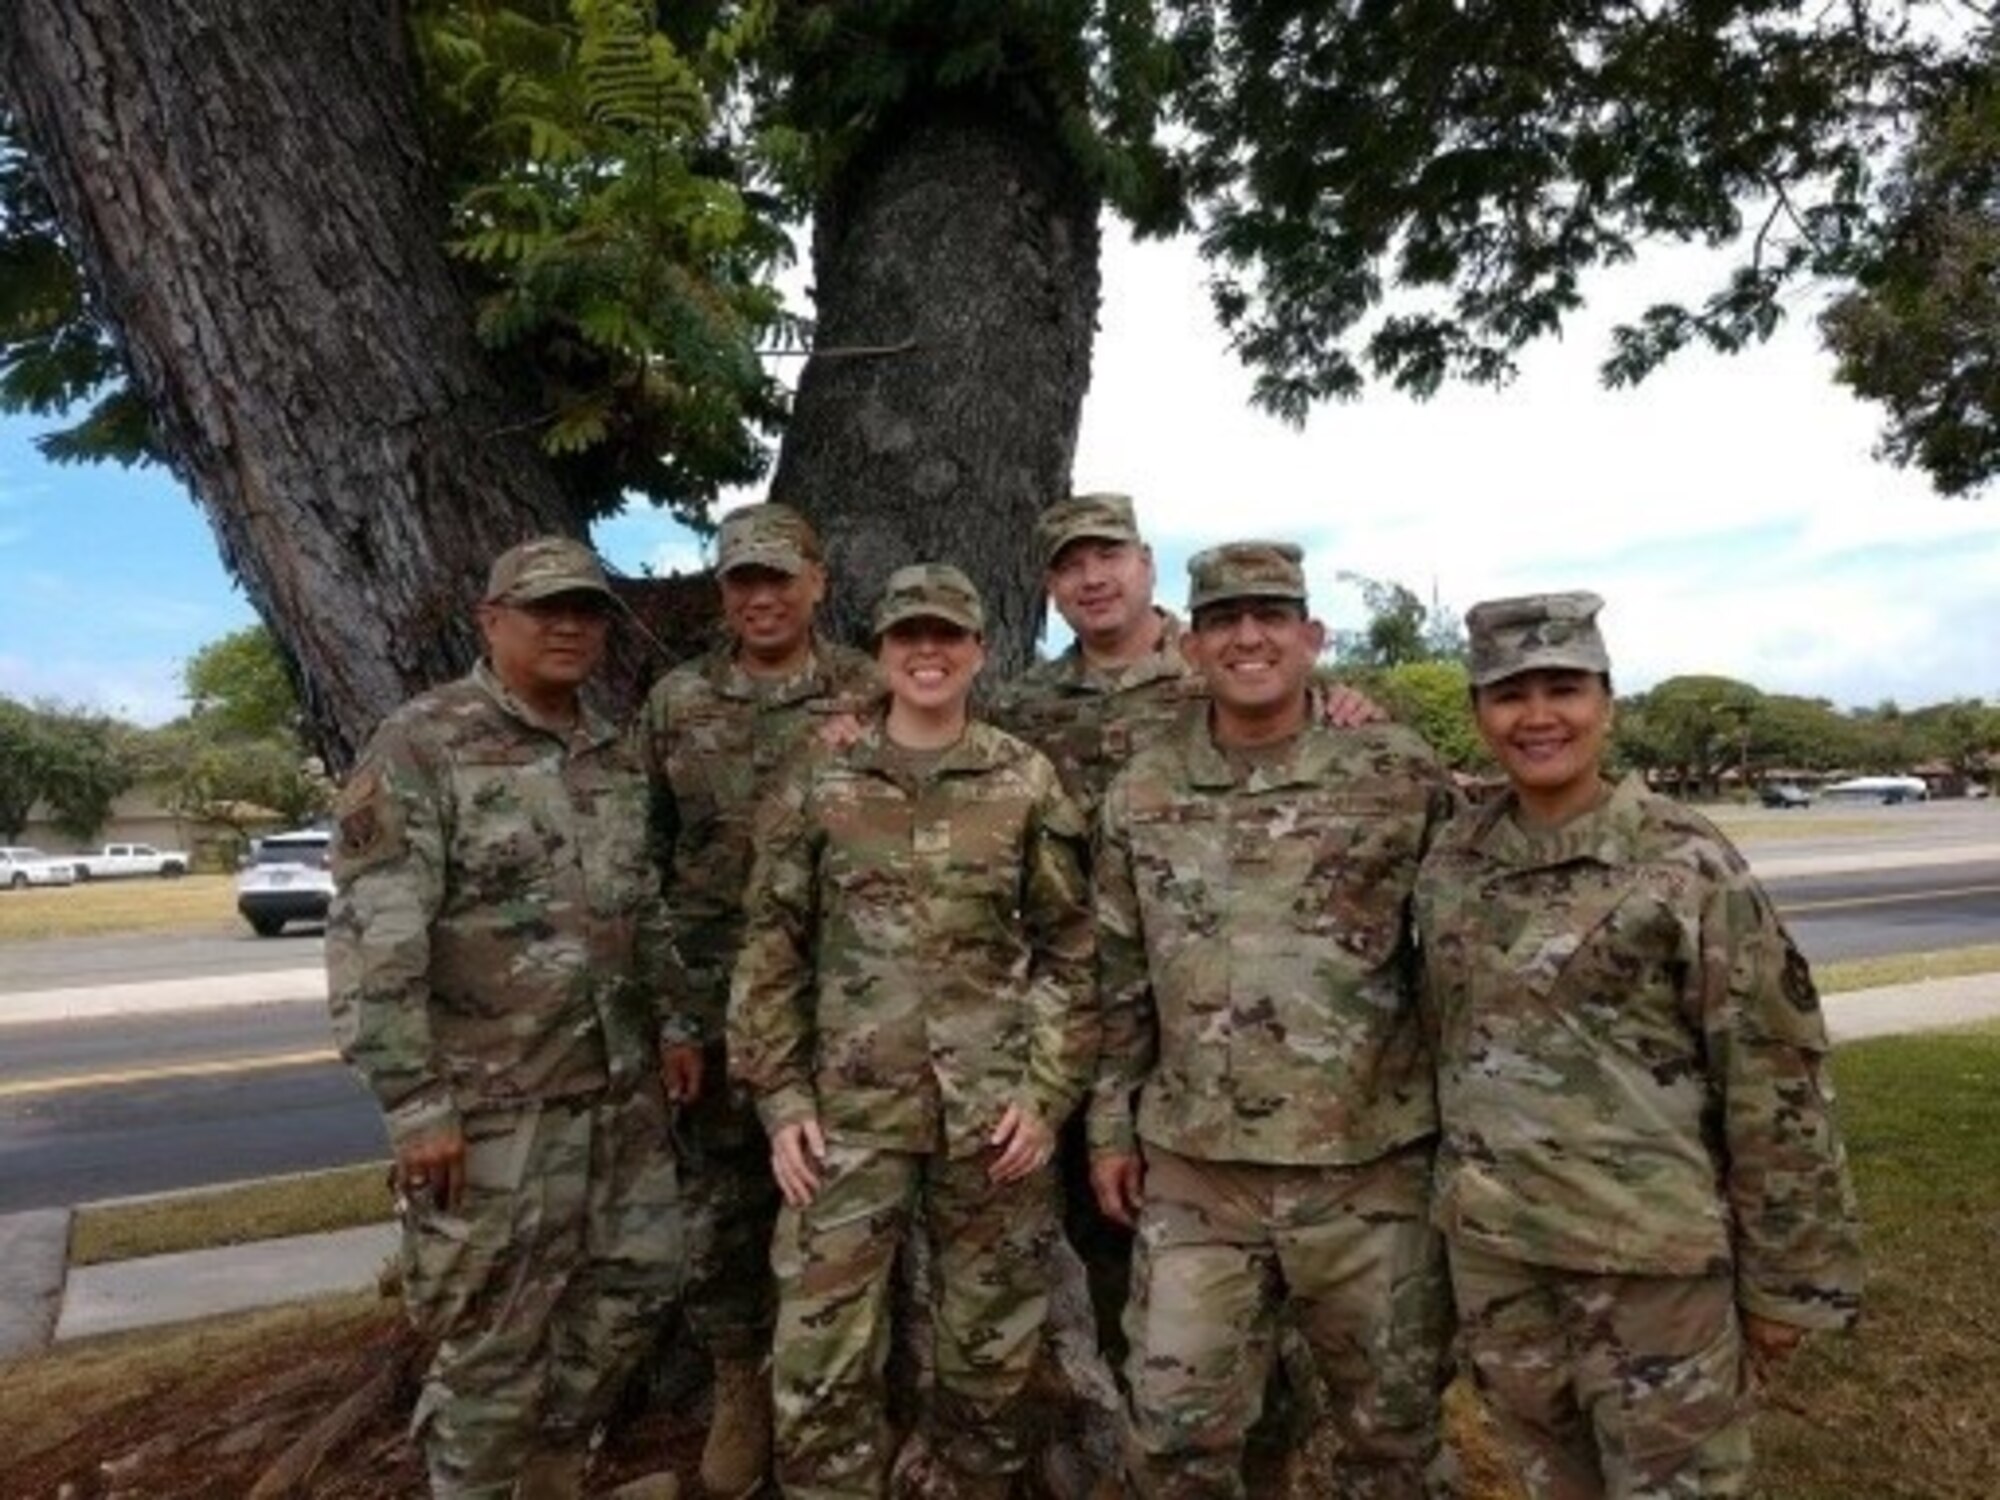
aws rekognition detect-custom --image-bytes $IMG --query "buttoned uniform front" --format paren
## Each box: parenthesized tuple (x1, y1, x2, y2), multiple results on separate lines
(1091, 713, 1459, 1500)
(1414, 774, 1862, 1498)
(1090, 718, 1450, 1167)
(639, 636, 878, 1361)
(729, 718, 1097, 1500)
(327, 660, 687, 1499)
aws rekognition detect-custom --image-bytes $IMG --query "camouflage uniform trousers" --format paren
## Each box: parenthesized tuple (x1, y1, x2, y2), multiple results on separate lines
(1450, 1241, 1752, 1500)
(401, 1084, 684, 1499)
(1122, 1141, 1453, 1500)
(770, 1138, 1060, 1500)
(680, 1048, 781, 1359)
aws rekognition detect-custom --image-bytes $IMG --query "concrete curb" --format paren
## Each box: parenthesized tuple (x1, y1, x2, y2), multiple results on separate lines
(54, 1222, 397, 1342)
(0, 1208, 70, 1362)
(1746, 841, 2000, 880)
(0, 968, 326, 1027)
(1823, 973, 2000, 1043)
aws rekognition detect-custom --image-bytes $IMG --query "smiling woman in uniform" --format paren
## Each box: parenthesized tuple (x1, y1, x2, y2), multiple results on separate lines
(1414, 591, 1864, 1500)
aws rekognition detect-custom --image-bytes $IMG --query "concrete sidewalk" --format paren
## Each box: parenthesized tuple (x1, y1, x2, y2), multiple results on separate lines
(0, 967, 325, 1026)
(3, 972, 1998, 1365)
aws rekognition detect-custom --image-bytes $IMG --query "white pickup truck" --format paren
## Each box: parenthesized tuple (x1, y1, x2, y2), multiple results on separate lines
(70, 842, 192, 880)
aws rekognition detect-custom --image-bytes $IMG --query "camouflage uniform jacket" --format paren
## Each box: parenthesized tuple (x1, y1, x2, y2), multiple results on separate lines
(728, 719, 1097, 1158)
(987, 609, 1207, 820)
(639, 636, 879, 1043)
(1090, 716, 1455, 1167)
(1414, 774, 1862, 1330)
(327, 662, 687, 1147)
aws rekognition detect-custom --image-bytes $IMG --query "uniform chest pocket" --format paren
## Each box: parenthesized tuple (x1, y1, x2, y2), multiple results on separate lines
(1126, 805, 1221, 934)
(580, 780, 656, 908)
(1287, 800, 1421, 965)
(1498, 886, 1638, 1001)
(450, 758, 558, 894)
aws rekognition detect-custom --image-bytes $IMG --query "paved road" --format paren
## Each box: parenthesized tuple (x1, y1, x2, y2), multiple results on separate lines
(1767, 858, 2000, 963)
(0, 1004, 382, 1213)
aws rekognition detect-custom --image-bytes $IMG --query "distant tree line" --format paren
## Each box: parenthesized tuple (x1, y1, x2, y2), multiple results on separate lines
(0, 626, 329, 846)
(3, 599, 1994, 847)
(1323, 574, 2000, 793)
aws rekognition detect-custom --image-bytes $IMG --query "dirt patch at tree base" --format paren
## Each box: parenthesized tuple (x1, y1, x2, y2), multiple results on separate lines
(0, 1303, 706, 1500)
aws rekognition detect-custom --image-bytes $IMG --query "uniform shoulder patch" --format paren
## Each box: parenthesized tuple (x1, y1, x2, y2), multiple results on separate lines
(332, 763, 404, 872)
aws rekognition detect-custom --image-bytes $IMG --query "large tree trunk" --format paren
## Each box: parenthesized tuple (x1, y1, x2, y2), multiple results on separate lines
(0, 0, 579, 767)
(770, 105, 1102, 673)
(768, 103, 1127, 1498)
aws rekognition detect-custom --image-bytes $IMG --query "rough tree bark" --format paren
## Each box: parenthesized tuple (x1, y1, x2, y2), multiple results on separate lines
(770, 105, 1102, 675)
(0, 0, 580, 767)
(6, 8, 1138, 1491)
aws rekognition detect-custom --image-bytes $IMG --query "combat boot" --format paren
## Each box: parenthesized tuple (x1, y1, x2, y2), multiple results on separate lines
(699, 1355, 773, 1496)
(516, 1448, 587, 1500)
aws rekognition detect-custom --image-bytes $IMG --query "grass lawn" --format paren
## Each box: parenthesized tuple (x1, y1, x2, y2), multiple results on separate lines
(5, 1026, 1992, 1497)
(1815, 943, 2000, 994)
(1702, 809, 1905, 841)
(1456, 1022, 2000, 1499)
(1743, 1021, 2000, 1499)
(0, 874, 237, 941)
(69, 1163, 393, 1266)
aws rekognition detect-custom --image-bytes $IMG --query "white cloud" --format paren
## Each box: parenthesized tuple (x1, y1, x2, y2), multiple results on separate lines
(1073, 226, 2000, 709)
(0, 652, 190, 726)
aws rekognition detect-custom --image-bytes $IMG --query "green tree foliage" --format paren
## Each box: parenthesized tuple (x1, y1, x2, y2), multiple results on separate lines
(1615, 674, 1763, 795)
(1372, 658, 1485, 771)
(1172, 2, 1936, 416)
(140, 725, 331, 836)
(1328, 571, 1467, 670)
(1845, 698, 1918, 771)
(0, 696, 137, 842)
(1745, 692, 1866, 771)
(164, 626, 328, 832)
(183, 627, 300, 742)
(1, 2, 1960, 506)
(411, 0, 796, 518)
(1822, 30, 2000, 496)
(1904, 696, 2000, 776)
(0, 696, 42, 839)
(0, 109, 155, 465)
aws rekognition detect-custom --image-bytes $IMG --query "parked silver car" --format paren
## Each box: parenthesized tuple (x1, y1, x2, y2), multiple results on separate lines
(0, 846, 79, 889)
(235, 828, 333, 936)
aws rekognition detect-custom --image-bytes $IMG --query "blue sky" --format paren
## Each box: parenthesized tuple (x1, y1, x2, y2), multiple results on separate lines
(3, 227, 1996, 725)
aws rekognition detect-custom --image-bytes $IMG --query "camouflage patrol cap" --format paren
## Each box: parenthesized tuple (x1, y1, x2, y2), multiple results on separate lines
(1465, 591, 1611, 687)
(1037, 492, 1142, 567)
(1186, 540, 1309, 614)
(483, 536, 615, 605)
(717, 503, 822, 576)
(872, 562, 986, 637)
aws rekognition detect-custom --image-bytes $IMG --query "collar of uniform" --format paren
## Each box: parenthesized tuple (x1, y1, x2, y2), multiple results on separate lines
(1470, 771, 1650, 870)
(706, 633, 841, 704)
(1180, 708, 1348, 791)
(470, 660, 618, 749)
(1037, 609, 1193, 694)
(848, 716, 1020, 782)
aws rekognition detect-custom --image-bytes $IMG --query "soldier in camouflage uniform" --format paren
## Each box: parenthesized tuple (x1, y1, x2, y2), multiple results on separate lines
(987, 491, 1386, 817)
(730, 564, 1096, 1500)
(1090, 542, 1459, 1500)
(1413, 592, 1862, 1500)
(986, 493, 1208, 820)
(327, 537, 686, 1500)
(638, 503, 878, 1497)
